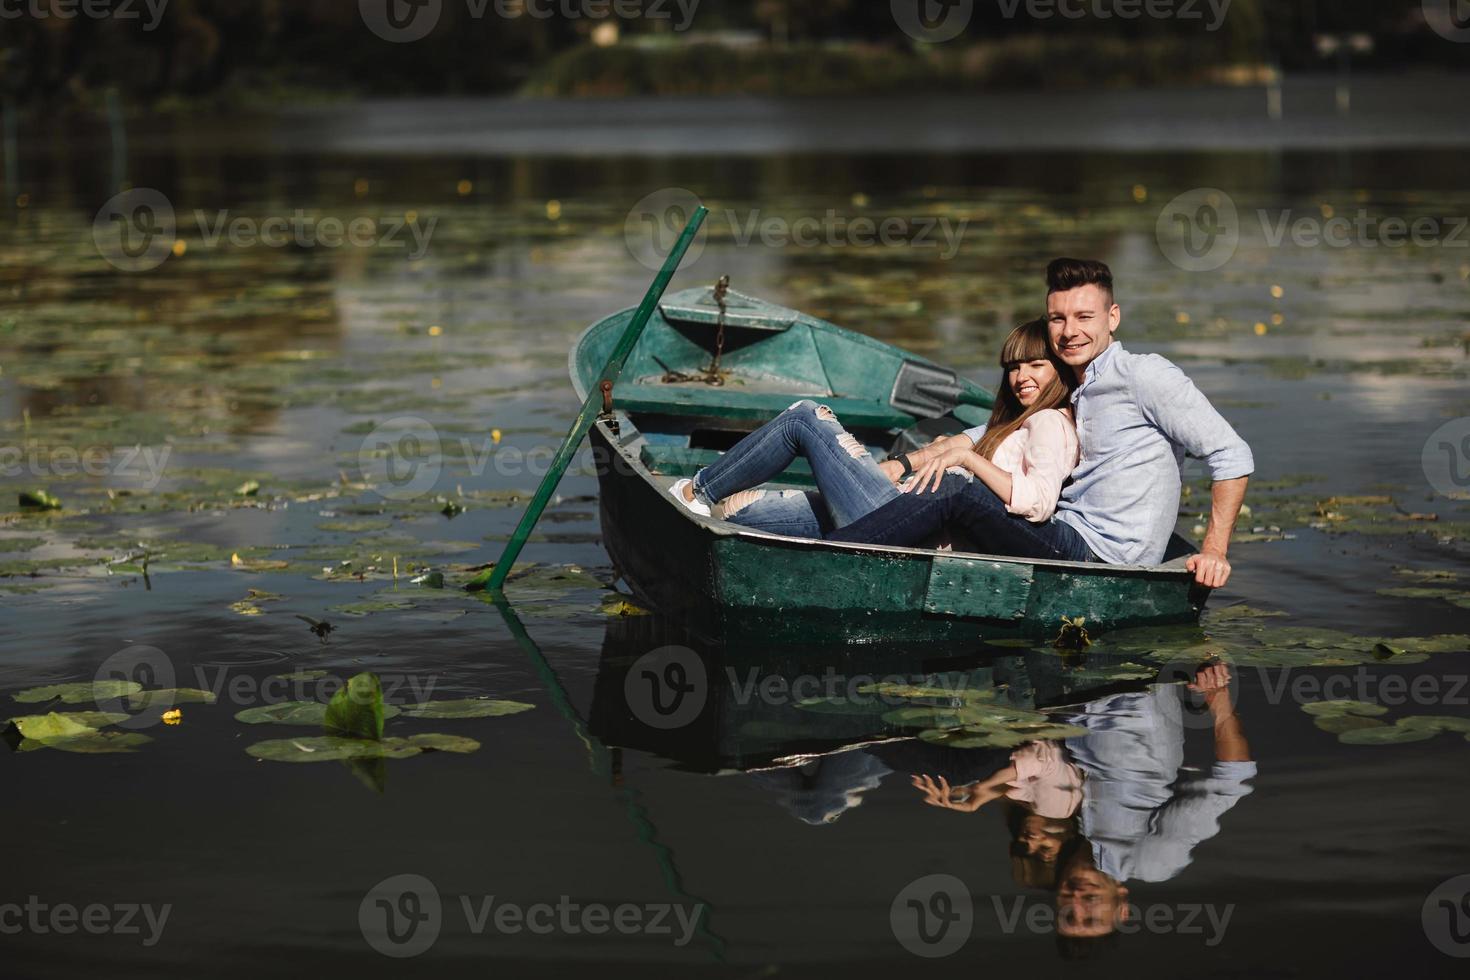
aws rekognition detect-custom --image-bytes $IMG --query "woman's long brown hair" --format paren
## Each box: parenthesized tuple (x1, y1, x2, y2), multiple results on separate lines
(973, 317, 1076, 461)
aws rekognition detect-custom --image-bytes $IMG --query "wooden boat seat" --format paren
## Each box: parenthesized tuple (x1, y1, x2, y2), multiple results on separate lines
(617, 388, 914, 430)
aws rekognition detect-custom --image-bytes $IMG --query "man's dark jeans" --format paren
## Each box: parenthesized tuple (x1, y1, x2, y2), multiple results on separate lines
(825, 476, 1097, 563)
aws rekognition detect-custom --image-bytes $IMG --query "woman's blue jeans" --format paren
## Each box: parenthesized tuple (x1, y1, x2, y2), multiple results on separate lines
(691, 400, 903, 538)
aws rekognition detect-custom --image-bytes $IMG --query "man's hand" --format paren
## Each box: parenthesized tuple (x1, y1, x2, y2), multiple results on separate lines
(1186, 549, 1232, 588)
(878, 458, 907, 486)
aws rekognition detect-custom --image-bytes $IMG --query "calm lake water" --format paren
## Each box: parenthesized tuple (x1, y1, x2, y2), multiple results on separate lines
(2, 103, 1470, 977)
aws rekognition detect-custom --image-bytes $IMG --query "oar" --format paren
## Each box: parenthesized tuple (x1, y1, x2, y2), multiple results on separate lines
(469, 206, 709, 595)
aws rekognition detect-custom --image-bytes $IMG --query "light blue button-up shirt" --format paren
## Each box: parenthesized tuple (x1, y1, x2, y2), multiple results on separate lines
(1054, 342, 1254, 566)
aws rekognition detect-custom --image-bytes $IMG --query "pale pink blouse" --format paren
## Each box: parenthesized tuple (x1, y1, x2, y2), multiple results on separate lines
(972, 408, 1080, 522)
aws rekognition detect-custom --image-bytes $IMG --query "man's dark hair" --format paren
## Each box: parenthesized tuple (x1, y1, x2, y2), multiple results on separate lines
(1046, 258, 1114, 302)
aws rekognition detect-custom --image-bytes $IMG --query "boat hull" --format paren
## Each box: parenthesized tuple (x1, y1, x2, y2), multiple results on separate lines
(592, 424, 1205, 646)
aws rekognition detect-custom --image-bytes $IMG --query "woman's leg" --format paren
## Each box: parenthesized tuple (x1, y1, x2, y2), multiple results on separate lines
(721, 488, 830, 538)
(692, 400, 900, 528)
(827, 480, 1095, 562)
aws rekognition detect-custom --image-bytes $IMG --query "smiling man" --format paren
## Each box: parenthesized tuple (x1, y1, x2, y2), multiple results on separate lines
(1044, 258, 1252, 587)
(827, 258, 1253, 589)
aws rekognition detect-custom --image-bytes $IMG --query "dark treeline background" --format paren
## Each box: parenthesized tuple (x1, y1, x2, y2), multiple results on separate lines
(2, 0, 1465, 106)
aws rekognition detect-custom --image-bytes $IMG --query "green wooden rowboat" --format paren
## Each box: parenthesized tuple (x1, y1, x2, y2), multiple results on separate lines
(572, 284, 1206, 645)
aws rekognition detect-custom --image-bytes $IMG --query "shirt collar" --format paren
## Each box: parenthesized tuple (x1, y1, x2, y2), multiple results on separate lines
(1073, 341, 1123, 400)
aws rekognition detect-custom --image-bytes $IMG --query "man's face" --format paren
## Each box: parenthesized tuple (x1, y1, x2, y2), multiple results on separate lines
(1055, 862, 1130, 939)
(1047, 284, 1120, 379)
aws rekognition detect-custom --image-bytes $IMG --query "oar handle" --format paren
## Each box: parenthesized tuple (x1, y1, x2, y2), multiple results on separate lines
(475, 205, 709, 595)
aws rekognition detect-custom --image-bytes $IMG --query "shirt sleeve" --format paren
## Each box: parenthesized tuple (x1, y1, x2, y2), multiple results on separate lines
(1005, 410, 1077, 522)
(961, 424, 987, 445)
(1132, 355, 1254, 482)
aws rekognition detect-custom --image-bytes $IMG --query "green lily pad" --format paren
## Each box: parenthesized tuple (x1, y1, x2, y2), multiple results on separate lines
(1393, 715, 1470, 734)
(245, 733, 480, 763)
(235, 700, 402, 726)
(268, 670, 330, 682)
(19, 731, 154, 753)
(128, 688, 218, 708)
(1313, 714, 1387, 735)
(1301, 700, 1388, 717)
(400, 698, 535, 720)
(18, 490, 61, 510)
(1338, 725, 1439, 746)
(917, 727, 1035, 749)
(5, 711, 128, 739)
(324, 672, 384, 740)
(12, 680, 144, 705)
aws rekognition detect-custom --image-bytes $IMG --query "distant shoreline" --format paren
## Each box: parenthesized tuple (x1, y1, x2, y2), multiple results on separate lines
(31, 72, 1470, 157)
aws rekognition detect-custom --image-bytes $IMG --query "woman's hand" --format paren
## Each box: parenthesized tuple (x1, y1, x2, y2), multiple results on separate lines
(878, 458, 907, 486)
(903, 445, 974, 495)
(910, 774, 994, 812)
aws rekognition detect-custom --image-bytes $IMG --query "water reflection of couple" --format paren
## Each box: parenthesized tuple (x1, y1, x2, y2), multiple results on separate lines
(672, 258, 1253, 589)
(754, 664, 1253, 952)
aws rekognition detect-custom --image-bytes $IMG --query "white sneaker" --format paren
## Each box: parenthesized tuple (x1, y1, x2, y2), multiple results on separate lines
(669, 479, 711, 518)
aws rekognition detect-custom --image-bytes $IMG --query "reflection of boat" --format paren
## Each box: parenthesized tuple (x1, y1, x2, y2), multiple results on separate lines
(586, 615, 1162, 774)
(573, 285, 1205, 645)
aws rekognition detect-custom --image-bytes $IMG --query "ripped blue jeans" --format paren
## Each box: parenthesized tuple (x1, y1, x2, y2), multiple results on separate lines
(690, 400, 902, 538)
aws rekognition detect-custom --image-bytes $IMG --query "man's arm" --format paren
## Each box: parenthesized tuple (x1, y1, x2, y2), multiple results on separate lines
(1188, 476, 1248, 588)
(1132, 355, 1254, 589)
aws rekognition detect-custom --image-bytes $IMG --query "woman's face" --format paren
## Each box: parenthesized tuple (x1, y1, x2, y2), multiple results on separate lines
(1007, 357, 1058, 407)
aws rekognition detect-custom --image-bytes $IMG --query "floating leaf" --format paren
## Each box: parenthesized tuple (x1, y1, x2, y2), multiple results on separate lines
(235, 701, 404, 726)
(12, 680, 143, 705)
(1300, 700, 1388, 718)
(1338, 725, 1438, 746)
(127, 688, 217, 708)
(234, 480, 261, 497)
(232, 553, 290, 571)
(18, 731, 153, 754)
(5, 711, 123, 739)
(1313, 714, 1387, 735)
(18, 490, 61, 510)
(324, 672, 384, 740)
(400, 698, 534, 720)
(268, 670, 329, 682)
(245, 733, 480, 763)
(1394, 715, 1470, 734)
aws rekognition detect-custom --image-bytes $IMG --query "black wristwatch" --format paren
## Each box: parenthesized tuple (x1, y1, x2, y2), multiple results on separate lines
(885, 452, 914, 480)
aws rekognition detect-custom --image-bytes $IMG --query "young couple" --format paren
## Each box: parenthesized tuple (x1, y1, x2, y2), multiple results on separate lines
(671, 258, 1254, 588)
